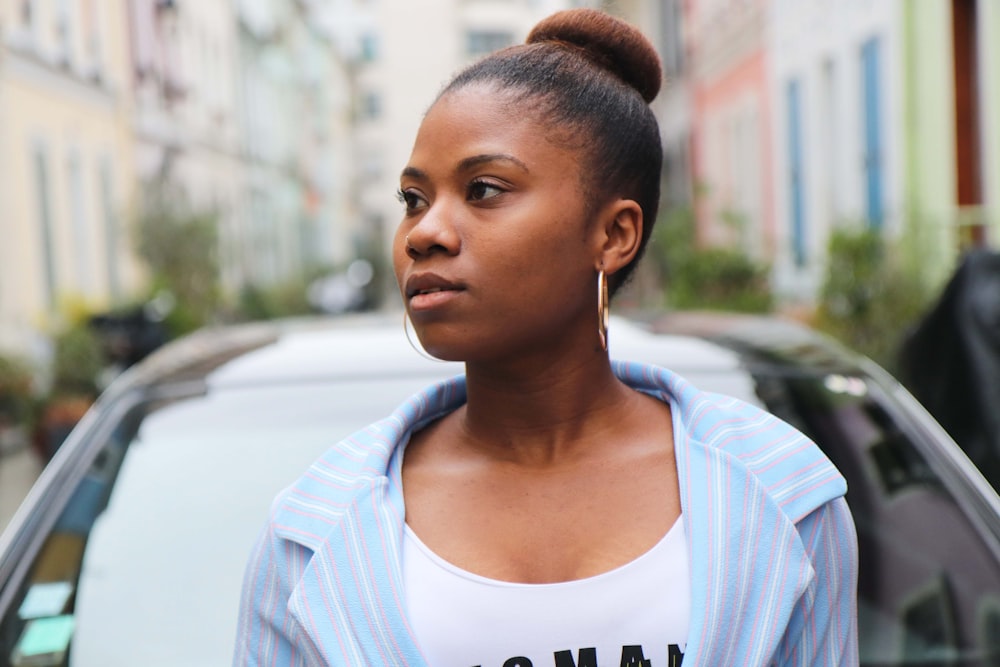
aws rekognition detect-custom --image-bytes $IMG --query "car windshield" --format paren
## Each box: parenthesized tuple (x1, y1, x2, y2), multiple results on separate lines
(1, 364, 1000, 665)
(0, 376, 448, 667)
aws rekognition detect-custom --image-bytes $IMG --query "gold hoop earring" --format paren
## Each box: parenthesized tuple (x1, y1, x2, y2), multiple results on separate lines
(403, 311, 442, 362)
(598, 269, 609, 352)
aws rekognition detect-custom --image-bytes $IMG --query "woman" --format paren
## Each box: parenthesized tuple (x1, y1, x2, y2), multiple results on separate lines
(234, 9, 858, 666)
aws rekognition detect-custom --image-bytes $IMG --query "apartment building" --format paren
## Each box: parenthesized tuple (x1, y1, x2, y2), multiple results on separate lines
(0, 0, 357, 359)
(0, 0, 137, 354)
(770, 0, 1000, 297)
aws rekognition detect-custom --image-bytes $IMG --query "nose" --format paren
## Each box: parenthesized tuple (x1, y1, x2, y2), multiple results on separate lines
(401, 201, 461, 258)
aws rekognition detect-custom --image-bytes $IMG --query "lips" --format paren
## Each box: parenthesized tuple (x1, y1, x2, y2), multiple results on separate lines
(405, 273, 465, 309)
(410, 286, 448, 296)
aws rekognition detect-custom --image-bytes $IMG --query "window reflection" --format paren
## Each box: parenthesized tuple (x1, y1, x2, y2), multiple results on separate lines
(753, 372, 1000, 665)
(0, 413, 134, 667)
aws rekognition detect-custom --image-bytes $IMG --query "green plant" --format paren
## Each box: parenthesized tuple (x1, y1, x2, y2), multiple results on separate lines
(669, 247, 774, 312)
(50, 322, 105, 398)
(134, 188, 221, 336)
(648, 204, 773, 313)
(813, 226, 932, 370)
(238, 277, 316, 321)
(0, 353, 36, 427)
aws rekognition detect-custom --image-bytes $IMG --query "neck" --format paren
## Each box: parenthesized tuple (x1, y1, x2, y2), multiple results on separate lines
(457, 350, 637, 466)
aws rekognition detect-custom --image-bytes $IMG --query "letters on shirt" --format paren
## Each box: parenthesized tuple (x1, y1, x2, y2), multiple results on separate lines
(471, 643, 685, 667)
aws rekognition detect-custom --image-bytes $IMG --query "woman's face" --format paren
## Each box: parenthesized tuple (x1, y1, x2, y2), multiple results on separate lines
(393, 84, 601, 363)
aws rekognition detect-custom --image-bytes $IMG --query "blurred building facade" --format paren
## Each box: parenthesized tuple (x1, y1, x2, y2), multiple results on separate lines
(234, 0, 357, 291)
(608, 0, 692, 213)
(900, 0, 1000, 287)
(3, 0, 1000, 363)
(0, 0, 357, 361)
(689, 0, 774, 264)
(682, 0, 1000, 302)
(769, 0, 904, 299)
(128, 0, 244, 287)
(0, 0, 138, 355)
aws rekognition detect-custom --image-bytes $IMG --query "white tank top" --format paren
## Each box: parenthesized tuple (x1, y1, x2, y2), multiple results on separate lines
(403, 516, 689, 667)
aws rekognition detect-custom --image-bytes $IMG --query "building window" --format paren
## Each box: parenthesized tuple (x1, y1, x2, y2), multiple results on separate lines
(786, 78, 807, 268)
(861, 37, 884, 229)
(820, 58, 839, 221)
(17, 0, 38, 46)
(68, 154, 94, 294)
(55, 0, 74, 67)
(82, 0, 103, 76)
(100, 159, 120, 298)
(34, 147, 58, 309)
(359, 33, 378, 62)
(466, 30, 513, 58)
(360, 91, 381, 121)
(20, 0, 33, 27)
(659, 0, 685, 79)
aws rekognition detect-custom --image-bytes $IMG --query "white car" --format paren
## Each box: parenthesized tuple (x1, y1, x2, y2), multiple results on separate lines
(2, 312, 999, 666)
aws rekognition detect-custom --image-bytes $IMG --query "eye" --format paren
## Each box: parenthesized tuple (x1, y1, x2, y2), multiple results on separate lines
(467, 179, 505, 202)
(396, 188, 427, 213)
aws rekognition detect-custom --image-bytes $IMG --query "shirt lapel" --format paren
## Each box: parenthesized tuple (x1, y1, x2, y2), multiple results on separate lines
(288, 476, 427, 666)
(677, 430, 815, 666)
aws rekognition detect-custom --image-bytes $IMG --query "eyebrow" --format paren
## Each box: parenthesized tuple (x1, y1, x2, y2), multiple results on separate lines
(399, 154, 529, 182)
(400, 166, 428, 181)
(457, 153, 530, 174)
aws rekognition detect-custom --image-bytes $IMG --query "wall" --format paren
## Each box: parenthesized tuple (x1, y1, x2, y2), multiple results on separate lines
(0, 0, 137, 355)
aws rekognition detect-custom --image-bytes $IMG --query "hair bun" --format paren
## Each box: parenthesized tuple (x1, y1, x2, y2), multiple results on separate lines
(526, 8, 662, 104)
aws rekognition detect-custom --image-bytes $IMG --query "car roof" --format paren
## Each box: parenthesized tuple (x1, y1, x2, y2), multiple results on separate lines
(641, 310, 868, 376)
(109, 312, 768, 396)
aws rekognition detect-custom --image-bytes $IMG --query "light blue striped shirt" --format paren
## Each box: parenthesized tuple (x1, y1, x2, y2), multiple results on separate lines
(234, 361, 859, 665)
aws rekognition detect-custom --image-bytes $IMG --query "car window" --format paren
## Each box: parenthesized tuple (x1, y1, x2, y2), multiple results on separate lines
(743, 370, 1000, 666)
(0, 376, 449, 667)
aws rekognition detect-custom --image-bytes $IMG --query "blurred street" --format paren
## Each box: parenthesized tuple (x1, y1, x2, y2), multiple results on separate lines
(0, 446, 43, 533)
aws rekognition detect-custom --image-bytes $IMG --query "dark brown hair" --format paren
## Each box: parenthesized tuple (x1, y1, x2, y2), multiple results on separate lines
(440, 9, 664, 294)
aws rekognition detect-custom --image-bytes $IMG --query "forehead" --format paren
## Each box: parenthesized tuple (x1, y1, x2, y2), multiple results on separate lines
(407, 85, 580, 175)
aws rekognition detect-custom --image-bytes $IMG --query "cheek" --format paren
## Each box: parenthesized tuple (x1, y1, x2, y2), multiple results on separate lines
(391, 228, 410, 288)
(498, 231, 591, 301)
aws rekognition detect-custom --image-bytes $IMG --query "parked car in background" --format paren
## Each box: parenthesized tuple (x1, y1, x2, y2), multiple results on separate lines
(1, 311, 999, 666)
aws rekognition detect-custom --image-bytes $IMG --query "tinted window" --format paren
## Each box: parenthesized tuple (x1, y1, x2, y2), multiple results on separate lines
(744, 370, 1000, 666)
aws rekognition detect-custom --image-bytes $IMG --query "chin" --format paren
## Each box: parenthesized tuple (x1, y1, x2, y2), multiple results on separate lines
(408, 323, 472, 362)
(418, 337, 474, 362)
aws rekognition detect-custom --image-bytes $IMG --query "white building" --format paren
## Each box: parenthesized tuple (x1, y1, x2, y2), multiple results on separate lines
(0, 0, 136, 355)
(608, 0, 691, 211)
(235, 0, 356, 291)
(324, 0, 592, 304)
(129, 0, 245, 297)
(129, 0, 355, 296)
(769, 0, 904, 300)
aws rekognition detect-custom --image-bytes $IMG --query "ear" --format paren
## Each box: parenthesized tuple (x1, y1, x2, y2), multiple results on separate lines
(593, 198, 643, 274)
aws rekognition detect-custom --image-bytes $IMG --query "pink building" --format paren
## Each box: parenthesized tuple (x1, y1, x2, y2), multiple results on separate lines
(687, 0, 775, 261)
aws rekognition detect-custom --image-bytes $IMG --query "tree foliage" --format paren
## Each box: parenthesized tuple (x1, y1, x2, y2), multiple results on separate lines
(134, 189, 221, 335)
(0, 353, 35, 426)
(648, 204, 773, 313)
(813, 226, 932, 370)
(50, 322, 105, 397)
